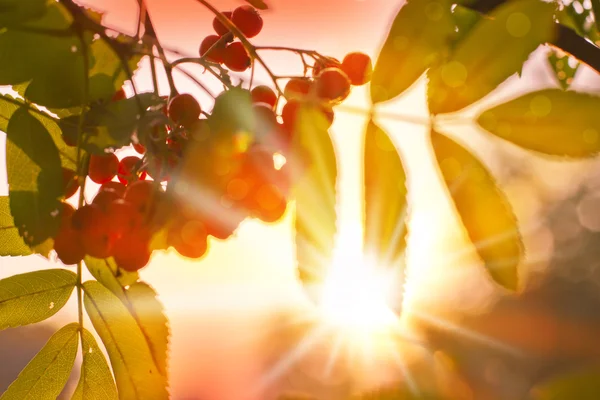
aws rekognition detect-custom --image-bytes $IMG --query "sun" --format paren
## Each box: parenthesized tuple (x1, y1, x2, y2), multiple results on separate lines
(316, 222, 401, 336)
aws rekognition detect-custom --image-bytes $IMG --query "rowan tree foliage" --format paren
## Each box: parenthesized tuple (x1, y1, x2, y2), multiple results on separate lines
(0, 0, 599, 398)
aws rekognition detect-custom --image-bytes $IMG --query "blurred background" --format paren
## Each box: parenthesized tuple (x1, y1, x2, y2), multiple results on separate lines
(2, 0, 600, 399)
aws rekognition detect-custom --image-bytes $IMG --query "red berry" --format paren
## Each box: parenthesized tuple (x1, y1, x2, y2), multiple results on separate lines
(112, 88, 126, 101)
(231, 6, 263, 38)
(199, 35, 227, 64)
(72, 204, 114, 259)
(124, 180, 159, 215)
(315, 68, 351, 103)
(313, 57, 341, 77)
(54, 227, 85, 265)
(92, 188, 121, 211)
(168, 94, 202, 127)
(89, 154, 119, 184)
(117, 156, 146, 185)
(341, 52, 373, 86)
(106, 199, 142, 238)
(62, 168, 79, 199)
(284, 78, 312, 101)
(250, 183, 287, 223)
(99, 181, 126, 198)
(169, 219, 209, 259)
(282, 100, 334, 131)
(223, 42, 251, 72)
(133, 142, 146, 154)
(213, 11, 233, 36)
(113, 231, 151, 272)
(251, 85, 277, 108)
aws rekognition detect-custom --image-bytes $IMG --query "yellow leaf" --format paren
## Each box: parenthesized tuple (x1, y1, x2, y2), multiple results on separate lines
(363, 121, 408, 269)
(478, 89, 600, 157)
(428, 0, 556, 114)
(371, 0, 454, 104)
(72, 328, 118, 400)
(531, 368, 600, 399)
(431, 130, 522, 290)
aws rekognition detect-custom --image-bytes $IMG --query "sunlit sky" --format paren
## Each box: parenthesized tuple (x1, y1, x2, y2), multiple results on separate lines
(3, 1, 600, 399)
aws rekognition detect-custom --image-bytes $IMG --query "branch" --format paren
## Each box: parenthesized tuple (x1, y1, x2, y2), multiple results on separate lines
(465, 0, 600, 75)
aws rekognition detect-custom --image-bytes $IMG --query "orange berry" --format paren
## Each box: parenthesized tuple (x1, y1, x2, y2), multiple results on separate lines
(223, 42, 251, 72)
(113, 231, 151, 272)
(133, 142, 146, 154)
(231, 5, 263, 38)
(313, 57, 341, 77)
(72, 204, 114, 259)
(251, 85, 277, 108)
(92, 188, 121, 211)
(89, 153, 119, 184)
(106, 199, 142, 237)
(341, 52, 373, 86)
(112, 88, 126, 101)
(54, 227, 85, 265)
(168, 94, 202, 127)
(99, 181, 126, 198)
(213, 11, 233, 36)
(284, 78, 312, 100)
(169, 219, 209, 259)
(124, 180, 160, 215)
(199, 35, 227, 64)
(315, 68, 351, 103)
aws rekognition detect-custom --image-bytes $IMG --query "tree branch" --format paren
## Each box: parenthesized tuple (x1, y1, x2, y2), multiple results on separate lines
(465, 0, 600, 75)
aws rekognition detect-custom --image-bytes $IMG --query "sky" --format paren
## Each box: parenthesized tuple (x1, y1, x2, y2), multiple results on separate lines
(3, 1, 600, 399)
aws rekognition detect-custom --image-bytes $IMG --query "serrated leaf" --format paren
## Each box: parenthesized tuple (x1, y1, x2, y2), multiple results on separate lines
(431, 130, 522, 290)
(0, 94, 77, 169)
(72, 328, 118, 400)
(0, 0, 47, 27)
(0, 323, 78, 400)
(451, 5, 481, 45)
(84, 256, 139, 301)
(0, 197, 32, 256)
(428, 0, 556, 114)
(477, 89, 600, 158)
(244, 0, 268, 10)
(531, 368, 600, 400)
(363, 121, 408, 270)
(371, 0, 454, 103)
(124, 283, 170, 378)
(0, 269, 76, 330)
(291, 104, 337, 289)
(83, 281, 168, 400)
(60, 93, 165, 154)
(547, 50, 579, 90)
(0, 3, 97, 108)
(6, 108, 63, 247)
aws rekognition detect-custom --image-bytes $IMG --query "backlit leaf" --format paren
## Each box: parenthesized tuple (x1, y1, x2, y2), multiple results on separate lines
(83, 281, 168, 400)
(477, 89, 600, 158)
(0, 0, 47, 27)
(593, 0, 600, 33)
(292, 104, 337, 291)
(371, 0, 454, 103)
(428, 0, 556, 114)
(531, 368, 600, 399)
(363, 121, 408, 270)
(124, 283, 170, 379)
(0, 269, 76, 330)
(6, 108, 63, 247)
(0, 197, 31, 256)
(431, 130, 522, 290)
(244, 0, 268, 10)
(72, 329, 118, 400)
(84, 256, 139, 301)
(0, 323, 78, 400)
(547, 50, 579, 90)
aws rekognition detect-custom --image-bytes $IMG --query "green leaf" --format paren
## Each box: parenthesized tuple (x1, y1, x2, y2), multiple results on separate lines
(83, 281, 168, 400)
(124, 283, 170, 378)
(593, 0, 600, 33)
(370, 0, 454, 103)
(60, 93, 165, 154)
(291, 104, 337, 290)
(547, 50, 579, 90)
(428, 0, 556, 114)
(72, 328, 118, 400)
(0, 3, 97, 108)
(431, 130, 522, 290)
(0, 197, 32, 256)
(6, 108, 63, 246)
(209, 87, 255, 134)
(451, 5, 481, 45)
(0, 94, 77, 169)
(0, 323, 79, 400)
(363, 121, 408, 269)
(0, 0, 47, 27)
(477, 89, 600, 158)
(0, 269, 76, 330)
(84, 256, 139, 301)
(531, 368, 600, 400)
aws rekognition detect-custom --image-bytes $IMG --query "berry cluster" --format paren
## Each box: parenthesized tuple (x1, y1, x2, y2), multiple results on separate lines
(51, 4, 374, 274)
(200, 5, 264, 71)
